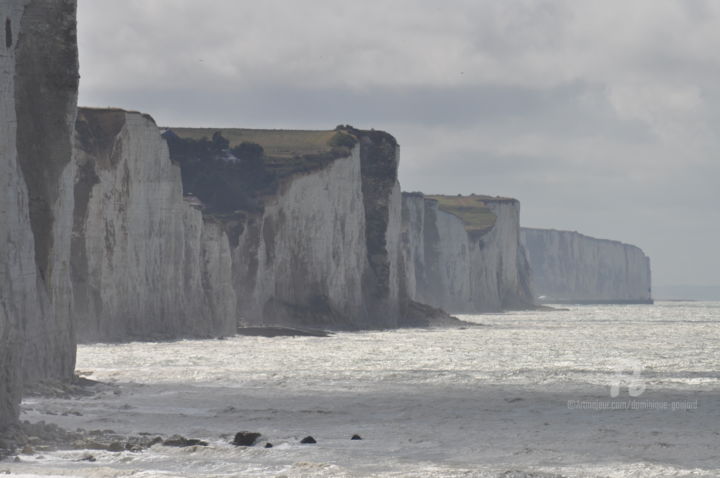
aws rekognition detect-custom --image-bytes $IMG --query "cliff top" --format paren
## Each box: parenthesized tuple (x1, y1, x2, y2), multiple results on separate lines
(426, 195, 501, 234)
(521, 227, 650, 256)
(77, 111, 397, 216)
(168, 128, 338, 159)
(78, 107, 156, 125)
(161, 125, 395, 216)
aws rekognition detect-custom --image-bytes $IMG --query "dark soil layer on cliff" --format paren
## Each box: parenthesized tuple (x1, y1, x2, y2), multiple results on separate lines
(355, 129, 401, 327)
(168, 128, 337, 158)
(164, 127, 357, 214)
(14, 0, 79, 283)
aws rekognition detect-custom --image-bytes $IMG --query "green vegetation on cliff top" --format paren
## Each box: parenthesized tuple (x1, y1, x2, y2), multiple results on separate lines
(427, 195, 498, 234)
(163, 127, 361, 215)
(169, 128, 338, 159)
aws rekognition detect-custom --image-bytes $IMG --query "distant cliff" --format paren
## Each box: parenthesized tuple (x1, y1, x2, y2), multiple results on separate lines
(521, 228, 652, 304)
(401, 193, 535, 313)
(1, 0, 78, 431)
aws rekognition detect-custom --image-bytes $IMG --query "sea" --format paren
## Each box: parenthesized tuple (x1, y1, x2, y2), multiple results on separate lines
(6, 301, 719, 477)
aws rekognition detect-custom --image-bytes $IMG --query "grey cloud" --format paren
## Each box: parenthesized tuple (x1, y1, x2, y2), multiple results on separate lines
(77, 0, 720, 288)
(82, 81, 652, 144)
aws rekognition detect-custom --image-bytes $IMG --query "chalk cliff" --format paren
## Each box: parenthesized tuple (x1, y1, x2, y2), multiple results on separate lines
(401, 193, 535, 313)
(1, 0, 78, 431)
(230, 141, 402, 329)
(65, 118, 408, 340)
(70, 109, 236, 342)
(521, 228, 652, 304)
(172, 126, 407, 329)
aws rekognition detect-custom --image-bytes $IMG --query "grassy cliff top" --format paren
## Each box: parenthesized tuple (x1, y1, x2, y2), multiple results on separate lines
(168, 128, 338, 159)
(161, 125, 397, 217)
(427, 195, 499, 234)
(162, 126, 365, 216)
(78, 107, 157, 125)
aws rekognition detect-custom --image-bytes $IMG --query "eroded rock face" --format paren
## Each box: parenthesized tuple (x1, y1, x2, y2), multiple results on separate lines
(358, 131, 402, 328)
(401, 193, 535, 313)
(0, 0, 78, 431)
(15, 0, 78, 385)
(232, 147, 369, 328)
(1, 0, 32, 430)
(70, 109, 236, 342)
(521, 228, 653, 304)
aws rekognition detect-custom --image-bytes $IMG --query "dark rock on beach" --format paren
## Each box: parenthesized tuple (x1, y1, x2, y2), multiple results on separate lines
(0, 420, 166, 456)
(107, 442, 124, 452)
(232, 431, 261, 446)
(162, 435, 208, 447)
(300, 436, 317, 444)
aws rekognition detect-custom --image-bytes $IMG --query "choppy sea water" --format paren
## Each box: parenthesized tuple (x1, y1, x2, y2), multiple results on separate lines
(8, 301, 720, 477)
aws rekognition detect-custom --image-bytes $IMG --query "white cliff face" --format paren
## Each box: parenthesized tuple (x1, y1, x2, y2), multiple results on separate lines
(1, 0, 35, 429)
(71, 109, 236, 342)
(401, 194, 534, 313)
(402, 196, 472, 310)
(231, 138, 405, 329)
(232, 148, 368, 327)
(1, 0, 77, 431)
(13, 0, 78, 385)
(471, 199, 534, 311)
(71, 115, 407, 338)
(521, 228, 652, 303)
(385, 181, 403, 324)
(399, 194, 424, 302)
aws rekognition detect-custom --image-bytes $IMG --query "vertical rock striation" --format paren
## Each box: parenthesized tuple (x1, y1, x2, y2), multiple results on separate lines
(401, 193, 535, 313)
(521, 228, 652, 304)
(1, 0, 78, 432)
(1, 0, 32, 432)
(357, 130, 402, 327)
(230, 147, 369, 329)
(70, 109, 236, 342)
(14, 0, 78, 385)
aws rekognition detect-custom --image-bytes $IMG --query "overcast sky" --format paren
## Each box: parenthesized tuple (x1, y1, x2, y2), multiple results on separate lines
(78, 0, 720, 295)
